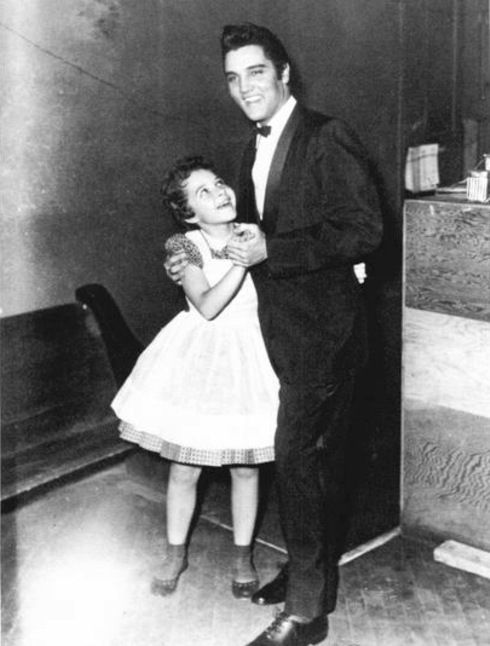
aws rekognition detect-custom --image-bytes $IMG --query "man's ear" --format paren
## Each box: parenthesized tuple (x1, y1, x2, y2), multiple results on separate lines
(281, 63, 290, 86)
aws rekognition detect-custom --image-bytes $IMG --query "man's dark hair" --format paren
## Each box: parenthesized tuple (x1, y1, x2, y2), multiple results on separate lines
(220, 23, 291, 81)
(160, 155, 216, 228)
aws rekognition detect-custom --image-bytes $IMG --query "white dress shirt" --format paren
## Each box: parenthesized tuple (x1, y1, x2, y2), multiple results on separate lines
(250, 96, 367, 284)
(252, 96, 297, 218)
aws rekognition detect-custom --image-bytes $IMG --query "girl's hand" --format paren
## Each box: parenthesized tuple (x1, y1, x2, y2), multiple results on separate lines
(227, 224, 267, 267)
(231, 222, 256, 242)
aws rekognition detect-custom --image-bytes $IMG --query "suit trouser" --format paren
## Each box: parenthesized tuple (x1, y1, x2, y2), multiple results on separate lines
(274, 376, 356, 620)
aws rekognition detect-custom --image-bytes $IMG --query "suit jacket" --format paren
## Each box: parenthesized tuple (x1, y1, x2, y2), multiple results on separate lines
(237, 104, 383, 385)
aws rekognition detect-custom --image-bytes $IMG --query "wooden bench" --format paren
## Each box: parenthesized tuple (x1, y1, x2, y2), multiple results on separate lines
(1, 285, 143, 503)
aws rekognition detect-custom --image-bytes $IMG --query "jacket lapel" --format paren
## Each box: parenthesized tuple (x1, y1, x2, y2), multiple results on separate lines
(238, 134, 260, 224)
(262, 106, 302, 234)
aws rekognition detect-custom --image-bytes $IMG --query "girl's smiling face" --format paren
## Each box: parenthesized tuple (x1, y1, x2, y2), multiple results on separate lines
(184, 169, 236, 227)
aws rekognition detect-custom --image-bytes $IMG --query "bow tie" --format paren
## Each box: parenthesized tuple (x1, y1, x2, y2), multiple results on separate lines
(254, 124, 271, 137)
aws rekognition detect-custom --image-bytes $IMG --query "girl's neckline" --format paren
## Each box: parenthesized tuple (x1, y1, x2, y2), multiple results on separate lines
(199, 229, 233, 260)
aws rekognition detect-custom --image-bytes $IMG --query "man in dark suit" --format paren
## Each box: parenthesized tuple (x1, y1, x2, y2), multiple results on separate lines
(165, 22, 382, 646)
(220, 23, 383, 646)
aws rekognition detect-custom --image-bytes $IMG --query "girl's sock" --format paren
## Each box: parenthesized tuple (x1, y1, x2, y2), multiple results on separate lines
(159, 543, 187, 580)
(232, 544, 258, 583)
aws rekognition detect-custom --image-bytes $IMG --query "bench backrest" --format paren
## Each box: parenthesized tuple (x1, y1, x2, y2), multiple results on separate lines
(1, 303, 118, 457)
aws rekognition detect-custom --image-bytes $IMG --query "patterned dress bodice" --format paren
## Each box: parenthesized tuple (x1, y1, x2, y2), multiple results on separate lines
(184, 229, 258, 323)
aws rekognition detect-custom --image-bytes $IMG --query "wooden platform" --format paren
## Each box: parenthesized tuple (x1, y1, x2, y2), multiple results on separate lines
(402, 198, 490, 552)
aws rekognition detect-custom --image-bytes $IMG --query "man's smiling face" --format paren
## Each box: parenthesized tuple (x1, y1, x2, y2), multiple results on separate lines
(224, 44, 290, 125)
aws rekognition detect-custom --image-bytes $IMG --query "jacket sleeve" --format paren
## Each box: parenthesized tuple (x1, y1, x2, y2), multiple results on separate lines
(265, 118, 383, 278)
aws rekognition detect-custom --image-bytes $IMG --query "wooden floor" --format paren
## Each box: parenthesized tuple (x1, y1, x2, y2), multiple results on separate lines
(2, 460, 489, 646)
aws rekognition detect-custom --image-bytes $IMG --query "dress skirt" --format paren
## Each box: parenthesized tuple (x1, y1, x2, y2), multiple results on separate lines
(111, 231, 279, 466)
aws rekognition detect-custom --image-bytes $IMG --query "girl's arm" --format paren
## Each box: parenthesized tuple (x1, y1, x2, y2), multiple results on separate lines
(181, 263, 246, 320)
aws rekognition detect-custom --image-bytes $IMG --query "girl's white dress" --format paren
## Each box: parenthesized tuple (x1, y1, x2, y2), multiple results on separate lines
(111, 229, 279, 466)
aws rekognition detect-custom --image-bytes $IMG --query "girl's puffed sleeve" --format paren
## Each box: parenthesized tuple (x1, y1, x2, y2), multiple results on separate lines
(164, 233, 203, 268)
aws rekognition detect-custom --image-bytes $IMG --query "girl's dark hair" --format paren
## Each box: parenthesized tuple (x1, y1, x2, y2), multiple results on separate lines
(221, 22, 291, 82)
(160, 155, 216, 228)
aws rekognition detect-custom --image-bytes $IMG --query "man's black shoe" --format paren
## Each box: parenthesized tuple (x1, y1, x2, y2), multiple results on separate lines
(244, 612, 329, 645)
(251, 563, 288, 605)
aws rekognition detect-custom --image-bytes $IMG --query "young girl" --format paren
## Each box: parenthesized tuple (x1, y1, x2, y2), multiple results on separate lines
(111, 156, 279, 599)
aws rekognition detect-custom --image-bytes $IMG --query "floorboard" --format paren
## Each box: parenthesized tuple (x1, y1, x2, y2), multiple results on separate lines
(2, 462, 489, 646)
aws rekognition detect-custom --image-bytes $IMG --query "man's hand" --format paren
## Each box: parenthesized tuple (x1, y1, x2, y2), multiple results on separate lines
(227, 223, 267, 268)
(164, 251, 189, 286)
